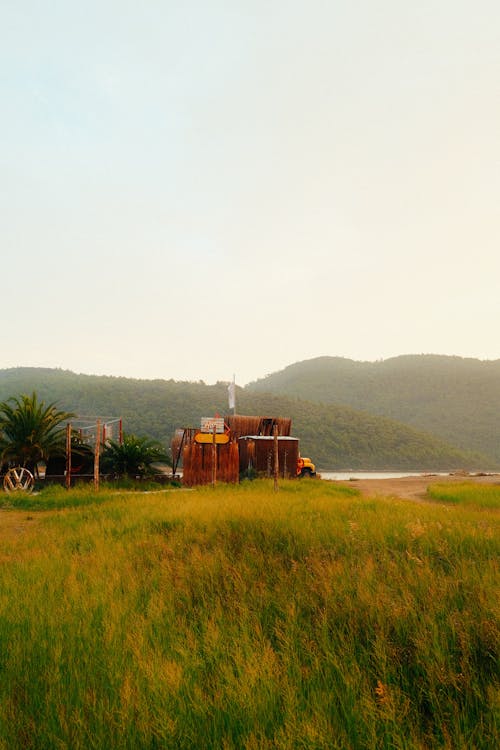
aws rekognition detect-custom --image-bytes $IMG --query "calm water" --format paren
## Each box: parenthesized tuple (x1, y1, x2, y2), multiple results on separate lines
(319, 471, 451, 481)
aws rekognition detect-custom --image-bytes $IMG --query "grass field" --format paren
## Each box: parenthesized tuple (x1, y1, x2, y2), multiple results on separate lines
(0, 479, 498, 749)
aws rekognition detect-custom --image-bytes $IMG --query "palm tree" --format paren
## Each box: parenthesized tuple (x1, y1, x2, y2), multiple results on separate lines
(101, 434, 169, 478)
(0, 392, 74, 475)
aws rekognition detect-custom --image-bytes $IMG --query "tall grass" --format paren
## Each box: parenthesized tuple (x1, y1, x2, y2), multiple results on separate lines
(0, 480, 497, 748)
(427, 481, 500, 510)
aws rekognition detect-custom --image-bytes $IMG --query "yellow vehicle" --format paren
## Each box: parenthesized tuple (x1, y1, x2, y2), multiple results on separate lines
(297, 456, 316, 477)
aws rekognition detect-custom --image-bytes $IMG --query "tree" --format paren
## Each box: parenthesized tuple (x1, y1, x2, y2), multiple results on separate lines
(100, 434, 169, 478)
(0, 392, 74, 475)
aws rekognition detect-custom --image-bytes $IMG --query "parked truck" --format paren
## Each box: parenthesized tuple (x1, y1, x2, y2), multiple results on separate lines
(297, 455, 316, 477)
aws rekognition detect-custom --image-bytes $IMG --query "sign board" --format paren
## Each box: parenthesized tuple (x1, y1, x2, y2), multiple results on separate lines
(195, 432, 229, 445)
(201, 417, 225, 434)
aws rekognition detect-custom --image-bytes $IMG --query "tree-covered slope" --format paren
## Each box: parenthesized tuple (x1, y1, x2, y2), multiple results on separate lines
(247, 355, 500, 463)
(0, 367, 485, 470)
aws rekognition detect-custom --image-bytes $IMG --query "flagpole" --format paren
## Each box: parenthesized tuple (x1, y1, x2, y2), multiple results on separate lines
(228, 375, 236, 415)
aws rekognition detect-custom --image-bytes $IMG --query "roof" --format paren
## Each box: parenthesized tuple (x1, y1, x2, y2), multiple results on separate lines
(238, 435, 299, 442)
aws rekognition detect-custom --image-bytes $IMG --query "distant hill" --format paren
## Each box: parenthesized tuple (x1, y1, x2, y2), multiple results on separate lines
(247, 355, 500, 464)
(0, 367, 485, 471)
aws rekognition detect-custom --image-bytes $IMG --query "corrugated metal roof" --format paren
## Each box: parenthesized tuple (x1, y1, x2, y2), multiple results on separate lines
(238, 436, 298, 441)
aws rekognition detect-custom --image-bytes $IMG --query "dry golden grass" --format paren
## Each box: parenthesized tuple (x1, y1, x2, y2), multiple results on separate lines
(0, 479, 497, 748)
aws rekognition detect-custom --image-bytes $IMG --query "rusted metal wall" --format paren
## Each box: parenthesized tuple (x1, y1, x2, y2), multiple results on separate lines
(238, 436, 299, 479)
(225, 415, 292, 439)
(182, 440, 239, 486)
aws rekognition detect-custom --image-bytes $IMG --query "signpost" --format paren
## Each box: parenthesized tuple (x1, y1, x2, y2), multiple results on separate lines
(212, 423, 217, 487)
(273, 424, 279, 492)
(94, 419, 101, 492)
(65, 423, 72, 490)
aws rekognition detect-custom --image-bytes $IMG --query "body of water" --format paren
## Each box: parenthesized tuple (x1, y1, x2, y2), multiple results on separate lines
(319, 471, 452, 481)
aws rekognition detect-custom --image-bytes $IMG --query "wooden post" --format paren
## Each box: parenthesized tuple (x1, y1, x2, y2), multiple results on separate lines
(273, 424, 279, 492)
(65, 423, 72, 490)
(212, 423, 217, 487)
(94, 419, 101, 492)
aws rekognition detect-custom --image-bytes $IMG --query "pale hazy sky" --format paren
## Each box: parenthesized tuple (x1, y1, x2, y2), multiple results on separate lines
(2, 1, 499, 385)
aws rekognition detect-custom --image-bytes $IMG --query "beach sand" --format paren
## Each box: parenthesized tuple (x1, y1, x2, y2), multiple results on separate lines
(330, 472, 500, 502)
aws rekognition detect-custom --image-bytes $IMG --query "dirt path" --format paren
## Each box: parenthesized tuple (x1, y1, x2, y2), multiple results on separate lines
(330, 473, 500, 501)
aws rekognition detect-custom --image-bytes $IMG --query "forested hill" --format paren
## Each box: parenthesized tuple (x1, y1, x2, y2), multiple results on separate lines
(0, 367, 485, 471)
(247, 355, 500, 463)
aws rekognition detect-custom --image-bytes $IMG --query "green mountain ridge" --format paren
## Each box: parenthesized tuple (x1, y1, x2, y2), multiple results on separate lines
(0, 366, 486, 471)
(248, 354, 500, 463)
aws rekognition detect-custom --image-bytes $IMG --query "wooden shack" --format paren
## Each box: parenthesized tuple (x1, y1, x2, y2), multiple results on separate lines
(173, 414, 297, 486)
(173, 419, 240, 487)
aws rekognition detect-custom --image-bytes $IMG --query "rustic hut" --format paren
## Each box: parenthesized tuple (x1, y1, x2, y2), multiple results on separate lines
(173, 418, 240, 486)
(174, 414, 298, 485)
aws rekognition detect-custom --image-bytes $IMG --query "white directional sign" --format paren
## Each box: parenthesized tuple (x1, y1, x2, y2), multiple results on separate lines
(201, 417, 225, 434)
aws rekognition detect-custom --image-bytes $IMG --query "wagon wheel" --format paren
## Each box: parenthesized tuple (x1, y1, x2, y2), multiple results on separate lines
(3, 467, 35, 494)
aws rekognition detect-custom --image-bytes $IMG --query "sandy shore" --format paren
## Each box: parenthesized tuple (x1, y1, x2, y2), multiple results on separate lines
(329, 472, 500, 501)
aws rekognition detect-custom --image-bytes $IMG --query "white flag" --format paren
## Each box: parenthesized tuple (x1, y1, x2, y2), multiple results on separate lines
(228, 377, 236, 411)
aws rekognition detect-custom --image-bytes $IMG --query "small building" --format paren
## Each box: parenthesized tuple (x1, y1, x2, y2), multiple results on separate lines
(173, 414, 299, 486)
(238, 435, 299, 479)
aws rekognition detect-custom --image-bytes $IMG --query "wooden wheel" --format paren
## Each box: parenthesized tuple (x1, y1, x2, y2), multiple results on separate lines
(3, 467, 35, 494)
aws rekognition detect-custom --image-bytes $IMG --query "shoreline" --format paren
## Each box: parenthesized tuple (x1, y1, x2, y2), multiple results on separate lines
(324, 471, 500, 501)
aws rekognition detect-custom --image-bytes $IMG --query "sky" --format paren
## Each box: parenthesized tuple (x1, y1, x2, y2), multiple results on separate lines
(2, 1, 499, 386)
